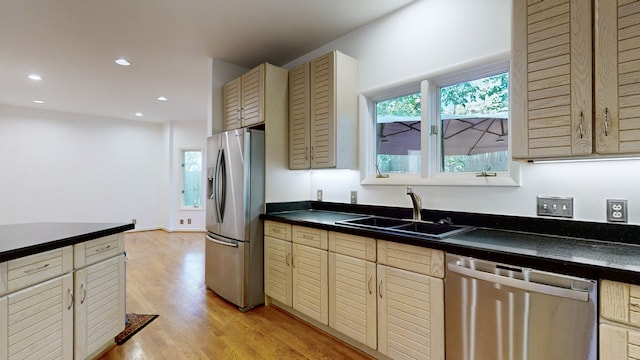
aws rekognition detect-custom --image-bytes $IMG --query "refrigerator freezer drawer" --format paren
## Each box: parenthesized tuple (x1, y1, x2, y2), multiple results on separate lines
(205, 234, 245, 308)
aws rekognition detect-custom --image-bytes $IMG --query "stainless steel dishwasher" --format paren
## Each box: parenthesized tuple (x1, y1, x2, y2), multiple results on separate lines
(445, 254, 597, 360)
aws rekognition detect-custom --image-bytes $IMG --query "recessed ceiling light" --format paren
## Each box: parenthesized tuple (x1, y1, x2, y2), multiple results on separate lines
(157, 96, 168, 101)
(115, 58, 131, 66)
(28, 74, 43, 81)
(33, 100, 45, 104)
(135, 112, 144, 117)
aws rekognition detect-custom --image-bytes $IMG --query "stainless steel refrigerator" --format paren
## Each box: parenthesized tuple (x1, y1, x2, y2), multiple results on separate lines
(205, 128, 264, 311)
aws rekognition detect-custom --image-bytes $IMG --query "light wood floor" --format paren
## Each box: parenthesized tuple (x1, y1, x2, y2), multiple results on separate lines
(98, 230, 373, 360)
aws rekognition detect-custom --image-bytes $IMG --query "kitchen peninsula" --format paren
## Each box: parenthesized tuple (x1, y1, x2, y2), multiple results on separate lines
(0, 222, 134, 360)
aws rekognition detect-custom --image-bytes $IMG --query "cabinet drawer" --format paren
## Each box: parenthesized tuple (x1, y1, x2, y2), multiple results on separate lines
(264, 221, 291, 241)
(601, 280, 640, 327)
(292, 226, 328, 250)
(7, 246, 73, 293)
(74, 233, 124, 268)
(377, 240, 444, 278)
(328, 232, 376, 262)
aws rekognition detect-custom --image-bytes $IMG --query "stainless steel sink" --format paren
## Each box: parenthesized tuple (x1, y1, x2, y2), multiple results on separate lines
(336, 215, 473, 240)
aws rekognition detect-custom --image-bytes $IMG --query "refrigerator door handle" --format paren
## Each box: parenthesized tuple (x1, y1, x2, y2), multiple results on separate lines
(213, 148, 224, 223)
(206, 234, 239, 247)
(219, 148, 227, 222)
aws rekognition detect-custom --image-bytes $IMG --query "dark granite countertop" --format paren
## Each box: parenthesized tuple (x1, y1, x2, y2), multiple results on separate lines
(263, 204, 640, 286)
(0, 222, 135, 262)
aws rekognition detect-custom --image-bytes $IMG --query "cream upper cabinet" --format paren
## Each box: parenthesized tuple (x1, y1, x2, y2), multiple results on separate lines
(222, 63, 288, 131)
(513, 0, 640, 159)
(595, 0, 640, 154)
(288, 50, 358, 169)
(511, 0, 592, 159)
(328, 232, 377, 349)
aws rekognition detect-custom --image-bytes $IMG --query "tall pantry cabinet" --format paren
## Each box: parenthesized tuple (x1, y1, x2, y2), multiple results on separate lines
(288, 50, 358, 169)
(511, 0, 640, 159)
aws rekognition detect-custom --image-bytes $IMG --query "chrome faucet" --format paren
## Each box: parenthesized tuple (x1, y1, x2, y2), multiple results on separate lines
(406, 187, 422, 221)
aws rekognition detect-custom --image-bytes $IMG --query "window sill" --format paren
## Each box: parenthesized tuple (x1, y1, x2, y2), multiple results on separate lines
(179, 207, 204, 211)
(361, 171, 520, 187)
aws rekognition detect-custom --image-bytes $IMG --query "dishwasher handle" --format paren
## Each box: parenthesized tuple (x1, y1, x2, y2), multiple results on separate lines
(447, 262, 590, 302)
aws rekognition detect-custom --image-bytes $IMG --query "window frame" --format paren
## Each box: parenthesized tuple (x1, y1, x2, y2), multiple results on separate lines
(361, 53, 520, 187)
(180, 148, 204, 210)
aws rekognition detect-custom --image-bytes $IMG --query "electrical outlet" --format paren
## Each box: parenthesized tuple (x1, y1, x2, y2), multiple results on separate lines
(350, 190, 358, 204)
(607, 199, 628, 223)
(187, 218, 192, 224)
(537, 196, 574, 218)
(317, 189, 323, 201)
(132, 219, 137, 225)
(180, 219, 184, 224)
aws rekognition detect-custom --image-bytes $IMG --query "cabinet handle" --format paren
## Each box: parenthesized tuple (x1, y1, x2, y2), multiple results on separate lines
(292, 254, 296, 268)
(272, 227, 282, 234)
(302, 234, 313, 240)
(67, 288, 74, 310)
(578, 110, 584, 139)
(368, 274, 373, 294)
(286, 252, 290, 266)
(24, 263, 49, 274)
(604, 107, 609, 137)
(95, 245, 112, 254)
(305, 146, 308, 160)
(378, 278, 383, 298)
(80, 283, 87, 304)
(630, 302, 640, 309)
(311, 146, 315, 160)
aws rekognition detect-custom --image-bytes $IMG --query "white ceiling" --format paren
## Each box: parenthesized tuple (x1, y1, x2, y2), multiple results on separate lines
(0, 0, 412, 123)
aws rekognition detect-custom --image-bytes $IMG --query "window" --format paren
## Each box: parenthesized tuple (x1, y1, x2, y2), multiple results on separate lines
(375, 93, 422, 174)
(365, 56, 519, 186)
(438, 72, 509, 173)
(181, 150, 202, 208)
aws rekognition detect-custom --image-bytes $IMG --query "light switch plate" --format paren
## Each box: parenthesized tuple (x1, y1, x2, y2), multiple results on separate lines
(350, 190, 357, 204)
(317, 189, 323, 201)
(537, 196, 574, 218)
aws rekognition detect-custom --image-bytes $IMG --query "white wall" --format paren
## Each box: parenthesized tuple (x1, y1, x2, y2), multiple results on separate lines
(275, 0, 640, 225)
(0, 105, 164, 228)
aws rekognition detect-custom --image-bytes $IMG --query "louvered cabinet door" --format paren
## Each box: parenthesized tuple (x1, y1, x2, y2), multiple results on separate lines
(292, 243, 328, 325)
(328, 253, 376, 349)
(264, 236, 292, 307)
(222, 77, 242, 131)
(600, 323, 640, 360)
(241, 64, 265, 128)
(74, 255, 125, 360)
(595, 0, 640, 154)
(309, 51, 337, 168)
(288, 62, 311, 169)
(377, 265, 444, 360)
(512, 0, 592, 159)
(0, 274, 73, 360)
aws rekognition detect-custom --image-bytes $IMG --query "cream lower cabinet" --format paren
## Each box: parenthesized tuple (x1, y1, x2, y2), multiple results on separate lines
(328, 231, 377, 349)
(377, 240, 445, 360)
(600, 279, 640, 360)
(0, 273, 74, 360)
(74, 255, 125, 360)
(264, 236, 292, 306)
(292, 226, 328, 325)
(264, 220, 293, 307)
